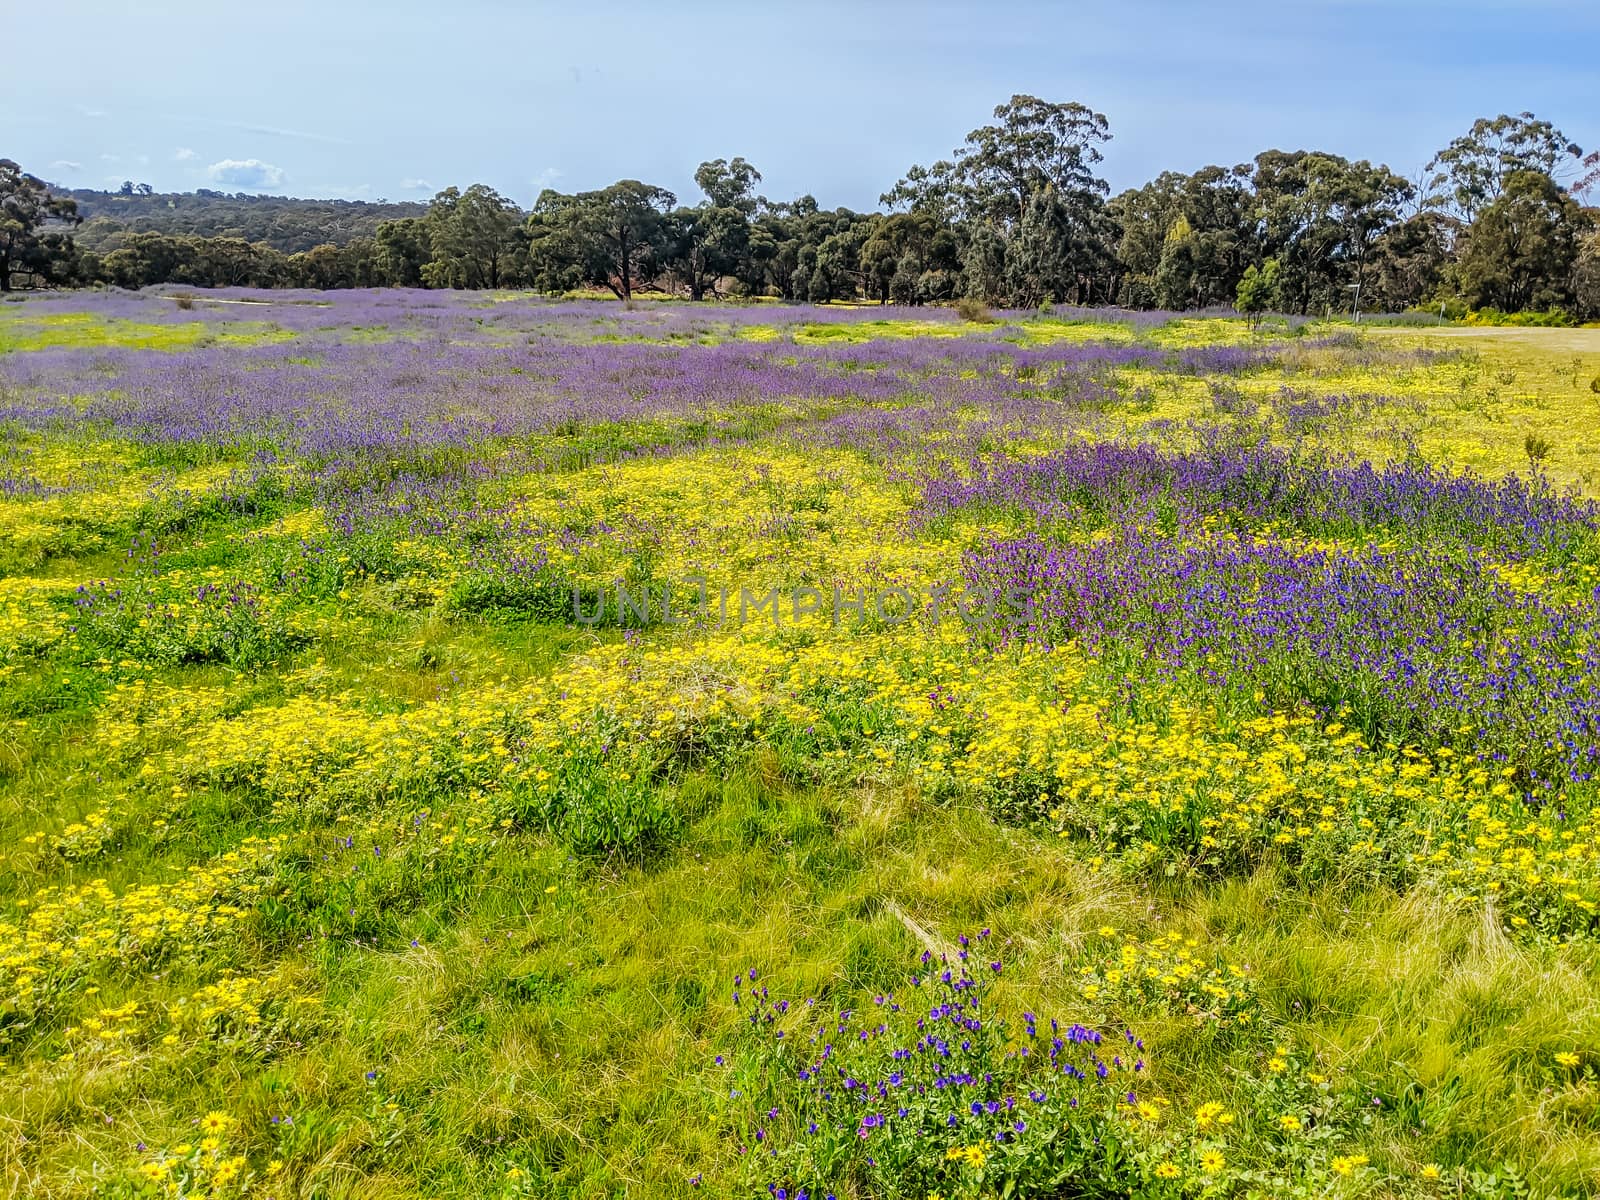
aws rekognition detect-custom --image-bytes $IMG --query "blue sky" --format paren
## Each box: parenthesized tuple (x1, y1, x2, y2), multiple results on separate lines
(7, 0, 1597, 208)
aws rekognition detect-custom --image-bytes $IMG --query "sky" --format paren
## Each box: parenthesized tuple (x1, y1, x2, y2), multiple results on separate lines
(7, 0, 1598, 209)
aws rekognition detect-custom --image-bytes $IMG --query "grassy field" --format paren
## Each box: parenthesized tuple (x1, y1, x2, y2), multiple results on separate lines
(1, 290, 1598, 1199)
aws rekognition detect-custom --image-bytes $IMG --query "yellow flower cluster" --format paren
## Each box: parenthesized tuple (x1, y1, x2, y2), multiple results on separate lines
(130, 1112, 256, 1198)
(495, 446, 976, 592)
(0, 447, 239, 568)
(0, 837, 280, 1042)
(0, 575, 75, 656)
(169, 969, 322, 1047)
(50, 807, 113, 860)
(1077, 931, 1256, 1026)
(87, 596, 1600, 937)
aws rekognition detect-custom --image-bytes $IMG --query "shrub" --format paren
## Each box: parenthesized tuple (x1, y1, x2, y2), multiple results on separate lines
(508, 747, 680, 860)
(955, 297, 994, 324)
(1465, 306, 1575, 327)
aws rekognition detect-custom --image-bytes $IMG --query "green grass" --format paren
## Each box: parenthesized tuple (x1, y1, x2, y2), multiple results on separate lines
(0, 309, 295, 352)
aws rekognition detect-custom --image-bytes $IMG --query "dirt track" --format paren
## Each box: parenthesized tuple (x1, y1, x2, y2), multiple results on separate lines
(1370, 324, 1600, 354)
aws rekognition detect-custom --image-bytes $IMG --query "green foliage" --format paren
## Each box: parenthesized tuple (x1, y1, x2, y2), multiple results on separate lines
(422, 184, 525, 289)
(1457, 170, 1590, 313)
(1426, 111, 1584, 222)
(1235, 258, 1281, 326)
(70, 188, 427, 253)
(444, 572, 574, 621)
(528, 180, 678, 300)
(0, 159, 81, 290)
(10, 100, 1596, 320)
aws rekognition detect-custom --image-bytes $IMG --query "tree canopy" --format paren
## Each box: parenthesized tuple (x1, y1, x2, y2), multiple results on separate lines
(9, 101, 1597, 320)
(1, 159, 82, 291)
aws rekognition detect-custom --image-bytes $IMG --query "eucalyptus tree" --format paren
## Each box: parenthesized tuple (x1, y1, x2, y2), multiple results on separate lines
(1004, 185, 1117, 306)
(100, 232, 199, 288)
(883, 95, 1117, 307)
(747, 197, 869, 302)
(1427, 112, 1584, 222)
(373, 217, 430, 287)
(958, 95, 1113, 227)
(960, 221, 1008, 303)
(669, 203, 751, 300)
(806, 217, 874, 303)
(0, 159, 81, 290)
(527, 180, 676, 300)
(693, 157, 762, 214)
(860, 211, 956, 303)
(667, 157, 762, 299)
(1364, 212, 1452, 311)
(1576, 150, 1600, 201)
(422, 184, 524, 289)
(1457, 169, 1589, 312)
(1111, 164, 1254, 308)
(1574, 226, 1600, 320)
(1252, 151, 1411, 314)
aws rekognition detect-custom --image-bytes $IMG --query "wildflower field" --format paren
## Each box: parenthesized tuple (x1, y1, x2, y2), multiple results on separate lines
(2, 289, 1600, 1200)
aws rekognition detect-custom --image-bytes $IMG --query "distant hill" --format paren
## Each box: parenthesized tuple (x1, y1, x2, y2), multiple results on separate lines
(66, 189, 430, 254)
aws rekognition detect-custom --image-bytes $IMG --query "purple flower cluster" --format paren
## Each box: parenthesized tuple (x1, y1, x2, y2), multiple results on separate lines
(1273, 386, 1419, 436)
(919, 442, 1598, 561)
(1, 312, 1267, 474)
(965, 528, 1600, 783)
(723, 933, 1140, 1195)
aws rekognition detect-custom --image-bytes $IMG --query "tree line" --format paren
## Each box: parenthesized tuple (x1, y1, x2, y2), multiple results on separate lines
(5, 100, 1599, 317)
(69, 187, 429, 255)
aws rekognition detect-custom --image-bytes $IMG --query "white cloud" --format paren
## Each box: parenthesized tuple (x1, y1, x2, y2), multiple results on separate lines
(99, 153, 120, 163)
(400, 177, 433, 192)
(207, 158, 286, 190)
(532, 167, 563, 191)
(174, 147, 197, 161)
(49, 160, 83, 172)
